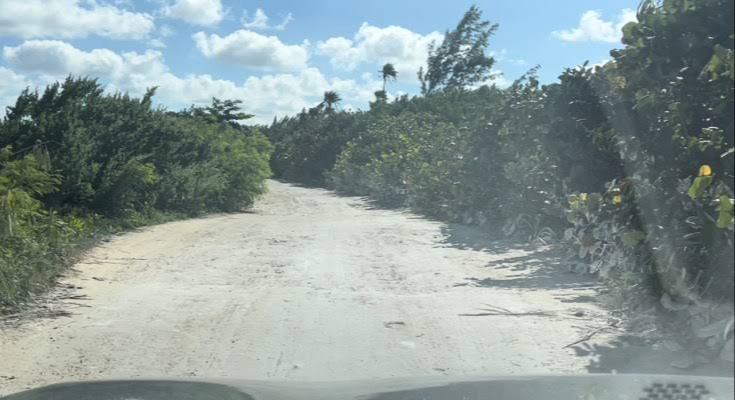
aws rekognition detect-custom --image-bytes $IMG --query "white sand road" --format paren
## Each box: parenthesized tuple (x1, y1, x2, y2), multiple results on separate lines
(0, 181, 725, 395)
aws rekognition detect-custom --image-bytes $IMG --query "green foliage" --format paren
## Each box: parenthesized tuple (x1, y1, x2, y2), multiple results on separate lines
(330, 112, 465, 210)
(268, 3, 734, 358)
(0, 147, 76, 308)
(0, 147, 59, 236)
(689, 176, 715, 200)
(204, 98, 254, 126)
(381, 63, 398, 92)
(0, 78, 272, 309)
(718, 195, 734, 229)
(0, 77, 272, 217)
(267, 106, 366, 185)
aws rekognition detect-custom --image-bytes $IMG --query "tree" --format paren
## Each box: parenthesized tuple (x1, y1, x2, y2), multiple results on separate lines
(381, 63, 398, 92)
(372, 64, 399, 108)
(321, 91, 342, 112)
(418, 6, 498, 93)
(205, 98, 254, 126)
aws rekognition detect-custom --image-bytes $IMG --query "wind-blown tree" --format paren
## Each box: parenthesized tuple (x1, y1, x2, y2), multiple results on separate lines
(372, 64, 399, 107)
(418, 6, 498, 93)
(381, 63, 398, 91)
(321, 91, 342, 112)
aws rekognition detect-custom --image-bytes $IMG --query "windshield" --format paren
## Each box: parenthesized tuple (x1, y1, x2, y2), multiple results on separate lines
(0, 0, 733, 396)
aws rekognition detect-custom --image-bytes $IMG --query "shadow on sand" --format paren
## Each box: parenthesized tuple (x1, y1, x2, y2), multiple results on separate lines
(433, 221, 734, 377)
(571, 335, 735, 377)
(442, 223, 599, 293)
(281, 180, 735, 377)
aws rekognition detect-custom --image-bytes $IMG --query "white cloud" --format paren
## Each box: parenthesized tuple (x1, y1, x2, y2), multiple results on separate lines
(193, 30, 310, 70)
(238, 69, 377, 118)
(490, 71, 512, 89)
(0, 67, 33, 114)
(0, 0, 154, 40)
(316, 23, 443, 81)
(4, 40, 128, 79)
(1, 40, 379, 124)
(159, 25, 176, 38)
(243, 9, 269, 30)
(148, 38, 167, 49)
(317, 37, 360, 69)
(491, 49, 527, 67)
(275, 15, 295, 31)
(471, 69, 511, 90)
(146, 25, 176, 49)
(164, 0, 226, 26)
(553, 9, 637, 43)
(242, 8, 294, 31)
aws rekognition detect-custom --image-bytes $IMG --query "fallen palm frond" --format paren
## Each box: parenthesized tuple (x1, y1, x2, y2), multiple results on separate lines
(459, 304, 556, 317)
(562, 327, 610, 349)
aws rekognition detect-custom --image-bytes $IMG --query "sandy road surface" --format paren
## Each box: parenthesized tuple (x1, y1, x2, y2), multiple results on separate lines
(0, 181, 685, 395)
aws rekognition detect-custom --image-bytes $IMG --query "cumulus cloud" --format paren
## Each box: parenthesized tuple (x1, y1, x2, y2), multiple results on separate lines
(0, 67, 33, 113)
(0, 0, 154, 40)
(164, 0, 226, 26)
(316, 23, 443, 80)
(1, 40, 379, 124)
(4, 40, 129, 78)
(193, 30, 310, 70)
(553, 9, 637, 43)
(146, 25, 176, 49)
(242, 9, 294, 31)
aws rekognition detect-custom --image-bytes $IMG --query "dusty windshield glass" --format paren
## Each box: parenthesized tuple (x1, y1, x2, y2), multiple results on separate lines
(0, 0, 733, 397)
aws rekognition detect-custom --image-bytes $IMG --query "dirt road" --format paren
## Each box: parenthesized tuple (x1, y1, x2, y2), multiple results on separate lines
(0, 181, 675, 395)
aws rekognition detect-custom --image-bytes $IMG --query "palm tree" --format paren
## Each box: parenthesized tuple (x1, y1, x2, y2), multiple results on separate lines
(321, 91, 342, 111)
(380, 63, 398, 91)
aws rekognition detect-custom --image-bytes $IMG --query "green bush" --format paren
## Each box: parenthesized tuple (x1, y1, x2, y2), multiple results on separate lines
(0, 79, 273, 309)
(267, 107, 366, 186)
(0, 147, 77, 308)
(0, 79, 273, 217)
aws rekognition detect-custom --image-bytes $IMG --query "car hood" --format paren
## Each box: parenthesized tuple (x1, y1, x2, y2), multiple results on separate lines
(3, 374, 734, 400)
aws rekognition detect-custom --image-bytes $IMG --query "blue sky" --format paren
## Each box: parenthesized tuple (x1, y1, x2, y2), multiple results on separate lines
(0, 0, 640, 123)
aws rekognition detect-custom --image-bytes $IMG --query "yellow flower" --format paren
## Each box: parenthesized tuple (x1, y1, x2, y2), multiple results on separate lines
(612, 195, 623, 206)
(579, 193, 589, 202)
(699, 165, 713, 177)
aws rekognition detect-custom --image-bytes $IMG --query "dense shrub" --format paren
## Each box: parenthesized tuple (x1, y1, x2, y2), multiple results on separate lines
(0, 78, 272, 308)
(268, 105, 367, 186)
(0, 147, 76, 307)
(330, 113, 466, 210)
(0, 78, 272, 217)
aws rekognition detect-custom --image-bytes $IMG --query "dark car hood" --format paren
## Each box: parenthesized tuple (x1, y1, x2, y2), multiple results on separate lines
(3, 375, 734, 400)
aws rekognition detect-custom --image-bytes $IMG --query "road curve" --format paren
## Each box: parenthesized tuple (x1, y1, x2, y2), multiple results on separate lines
(2, 181, 627, 394)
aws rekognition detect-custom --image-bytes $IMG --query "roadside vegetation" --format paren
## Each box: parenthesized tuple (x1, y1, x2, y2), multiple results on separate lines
(0, 79, 272, 310)
(266, 1, 734, 362)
